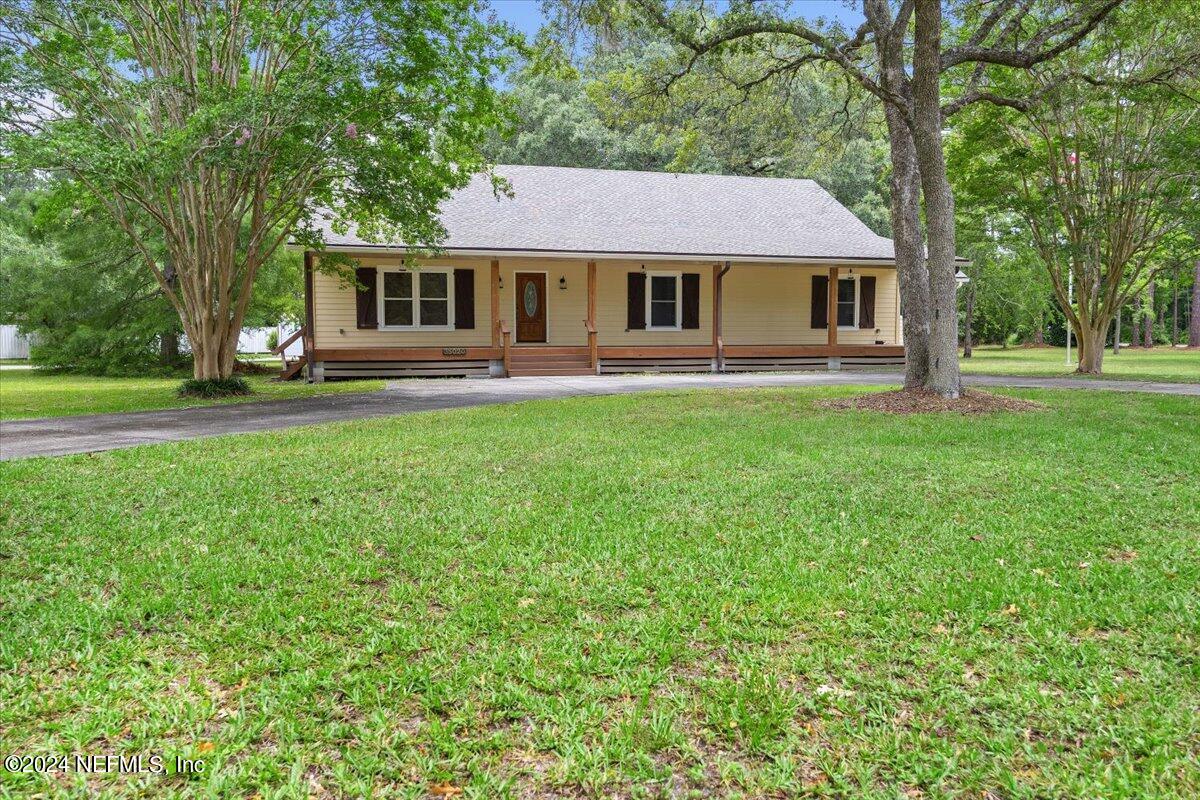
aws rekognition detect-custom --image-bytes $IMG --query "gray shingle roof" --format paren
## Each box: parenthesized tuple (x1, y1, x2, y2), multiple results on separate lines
(317, 164, 897, 262)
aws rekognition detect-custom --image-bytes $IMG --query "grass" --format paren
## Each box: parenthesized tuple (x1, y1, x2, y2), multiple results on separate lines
(960, 345, 1200, 383)
(1, 387, 1197, 798)
(0, 370, 385, 420)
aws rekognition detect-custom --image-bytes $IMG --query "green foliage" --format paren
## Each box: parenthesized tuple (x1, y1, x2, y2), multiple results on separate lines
(1, 0, 516, 378)
(177, 377, 251, 398)
(489, 30, 892, 235)
(947, 1, 1200, 351)
(0, 176, 301, 374)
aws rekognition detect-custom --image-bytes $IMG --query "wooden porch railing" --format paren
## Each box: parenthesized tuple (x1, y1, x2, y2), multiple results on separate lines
(272, 325, 308, 379)
(499, 320, 512, 377)
(584, 319, 597, 372)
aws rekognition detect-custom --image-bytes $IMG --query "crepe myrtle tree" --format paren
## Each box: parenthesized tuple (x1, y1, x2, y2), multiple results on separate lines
(949, 3, 1200, 373)
(1, 0, 513, 383)
(624, 0, 1119, 396)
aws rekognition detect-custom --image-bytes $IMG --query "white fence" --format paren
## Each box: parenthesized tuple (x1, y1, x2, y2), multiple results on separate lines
(0, 325, 33, 359)
(238, 325, 304, 356)
(0, 324, 302, 360)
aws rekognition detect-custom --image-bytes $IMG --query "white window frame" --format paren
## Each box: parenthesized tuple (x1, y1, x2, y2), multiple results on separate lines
(836, 274, 859, 330)
(377, 267, 455, 331)
(645, 270, 682, 331)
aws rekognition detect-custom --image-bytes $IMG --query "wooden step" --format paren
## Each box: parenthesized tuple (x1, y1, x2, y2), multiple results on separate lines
(510, 355, 591, 365)
(509, 346, 589, 356)
(278, 356, 307, 381)
(509, 366, 595, 377)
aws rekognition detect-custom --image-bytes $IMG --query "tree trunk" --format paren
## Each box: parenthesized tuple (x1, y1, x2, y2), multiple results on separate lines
(1190, 259, 1200, 348)
(884, 108, 931, 388)
(1172, 263, 1179, 346)
(1033, 308, 1044, 346)
(188, 320, 243, 380)
(1132, 295, 1142, 348)
(1076, 321, 1106, 374)
(963, 282, 974, 358)
(1113, 307, 1121, 354)
(1142, 281, 1154, 347)
(160, 330, 179, 366)
(911, 0, 961, 397)
(865, 0, 929, 389)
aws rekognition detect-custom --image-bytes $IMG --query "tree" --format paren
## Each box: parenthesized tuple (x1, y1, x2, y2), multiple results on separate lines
(951, 6, 1200, 372)
(0, 175, 303, 374)
(2, 0, 511, 383)
(1191, 260, 1200, 348)
(491, 33, 893, 235)
(617, 0, 1120, 397)
(951, 222, 1052, 348)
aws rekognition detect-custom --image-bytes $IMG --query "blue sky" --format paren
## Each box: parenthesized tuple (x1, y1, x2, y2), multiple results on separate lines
(484, 0, 866, 39)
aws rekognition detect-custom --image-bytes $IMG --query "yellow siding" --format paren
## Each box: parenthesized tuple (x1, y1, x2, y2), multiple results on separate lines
(498, 258, 589, 346)
(312, 253, 899, 350)
(312, 254, 491, 348)
(594, 259, 714, 346)
(723, 265, 899, 345)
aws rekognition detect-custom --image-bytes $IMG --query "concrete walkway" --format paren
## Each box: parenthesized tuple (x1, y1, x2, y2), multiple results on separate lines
(2, 372, 1196, 460)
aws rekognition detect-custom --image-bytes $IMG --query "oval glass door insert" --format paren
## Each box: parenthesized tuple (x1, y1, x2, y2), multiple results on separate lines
(523, 280, 539, 317)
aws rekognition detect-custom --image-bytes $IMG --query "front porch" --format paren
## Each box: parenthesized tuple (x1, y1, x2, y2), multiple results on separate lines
(299, 253, 904, 381)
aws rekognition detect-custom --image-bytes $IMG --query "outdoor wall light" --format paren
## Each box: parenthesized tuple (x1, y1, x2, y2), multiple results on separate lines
(498, 276, 504, 289)
(559, 276, 567, 290)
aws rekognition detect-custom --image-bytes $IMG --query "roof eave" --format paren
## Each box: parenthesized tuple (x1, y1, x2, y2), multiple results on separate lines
(294, 243, 906, 267)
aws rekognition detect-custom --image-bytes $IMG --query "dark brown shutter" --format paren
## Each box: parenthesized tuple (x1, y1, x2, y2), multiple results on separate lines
(681, 273, 700, 329)
(859, 276, 876, 329)
(355, 267, 377, 329)
(627, 272, 646, 329)
(454, 268, 475, 329)
(811, 274, 828, 329)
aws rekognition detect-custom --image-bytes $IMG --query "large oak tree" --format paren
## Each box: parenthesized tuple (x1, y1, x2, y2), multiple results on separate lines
(1, 0, 512, 381)
(621, 0, 1119, 396)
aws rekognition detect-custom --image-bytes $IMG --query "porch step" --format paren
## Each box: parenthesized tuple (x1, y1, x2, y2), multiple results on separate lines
(509, 349, 589, 362)
(507, 346, 592, 376)
(278, 355, 307, 381)
(508, 366, 595, 377)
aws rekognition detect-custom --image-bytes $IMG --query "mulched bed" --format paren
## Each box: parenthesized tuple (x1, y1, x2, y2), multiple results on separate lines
(821, 388, 1044, 415)
(232, 359, 274, 375)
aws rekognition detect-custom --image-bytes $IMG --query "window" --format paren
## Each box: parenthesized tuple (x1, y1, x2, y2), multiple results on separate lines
(647, 272, 680, 329)
(837, 276, 857, 328)
(379, 268, 452, 329)
(382, 271, 413, 326)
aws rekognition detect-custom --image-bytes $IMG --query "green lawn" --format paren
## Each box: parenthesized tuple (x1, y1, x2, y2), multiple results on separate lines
(0, 370, 385, 420)
(1, 387, 1197, 798)
(960, 345, 1200, 383)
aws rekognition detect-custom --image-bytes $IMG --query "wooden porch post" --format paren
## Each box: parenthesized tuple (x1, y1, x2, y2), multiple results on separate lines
(490, 258, 500, 348)
(586, 260, 597, 372)
(303, 250, 319, 382)
(827, 266, 839, 348)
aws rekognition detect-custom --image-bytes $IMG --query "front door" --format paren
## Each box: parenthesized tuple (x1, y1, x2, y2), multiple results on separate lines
(515, 272, 547, 343)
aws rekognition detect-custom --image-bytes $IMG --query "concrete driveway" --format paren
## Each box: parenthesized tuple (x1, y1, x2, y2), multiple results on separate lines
(2, 371, 1196, 460)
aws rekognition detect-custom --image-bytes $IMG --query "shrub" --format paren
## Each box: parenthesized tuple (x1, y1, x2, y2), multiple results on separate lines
(266, 329, 279, 352)
(177, 377, 251, 398)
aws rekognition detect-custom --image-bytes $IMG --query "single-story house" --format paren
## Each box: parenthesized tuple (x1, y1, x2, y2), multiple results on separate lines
(291, 165, 909, 380)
